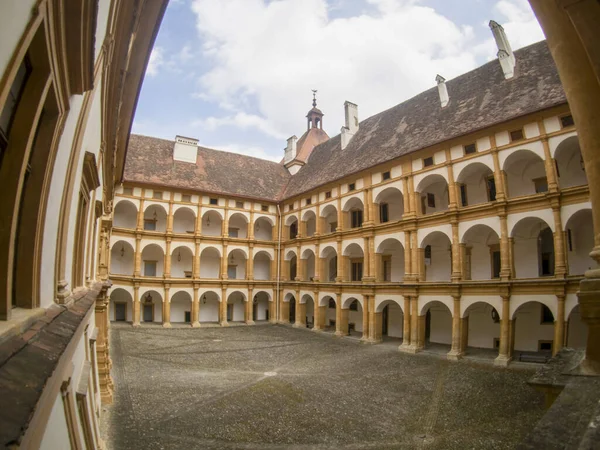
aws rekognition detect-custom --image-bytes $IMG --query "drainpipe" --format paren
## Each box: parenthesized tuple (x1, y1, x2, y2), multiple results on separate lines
(276, 204, 282, 322)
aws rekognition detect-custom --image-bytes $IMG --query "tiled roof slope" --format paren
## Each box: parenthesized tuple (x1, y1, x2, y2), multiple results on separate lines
(124, 135, 291, 201)
(283, 40, 567, 198)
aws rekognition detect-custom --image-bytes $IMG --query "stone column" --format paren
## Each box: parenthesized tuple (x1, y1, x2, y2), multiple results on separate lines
(451, 221, 461, 282)
(136, 198, 145, 231)
(247, 244, 254, 280)
(448, 295, 463, 360)
(269, 298, 277, 324)
(195, 205, 202, 235)
(499, 214, 511, 280)
(133, 284, 140, 327)
(361, 295, 370, 341)
(164, 238, 172, 278)
(552, 204, 567, 278)
(313, 243, 321, 282)
(404, 231, 413, 281)
(134, 235, 142, 277)
(270, 258, 277, 281)
(460, 316, 469, 354)
(408, 175, 417, 217)
(313, 296, 322, 331)
(163, 285, 171, 328)
(295, 293, 306, 328)
(410, 297, 420, 352)
(374, 253, 382, 282)
(221, 243, 228, 279)
(192, 286, 200, 327)
(495, 295, 511, 366)
(246, 287, 254, 325)
(371, 311, 382, 343)
(337, 196, 344, 231)
(315, 205, 321, 236)
(167, 201, 174, 233)
(417, 314, 426, 351)
(300, 220, 307, 239)
(193, 240, 200, 278)
(222, 208, 229, 237)
(220, 287, 229, 326)
(362, 236, 371, 280)
(553, 294, 565, 356)
(400, 296, 411, 351)
(280, 297, 290, 324)
(411, 231, 420, 281)
(508, 238, 515, 278)
(336, 238, 343, 281)
(491, 150, 506, 202)
(335, 293, 346, 336)
(364, 187, 374, 226)
(95, 282, 114, 404)
(541, 137, 559, 193)
(248, 211, 255, 240)
(447, 163, 458, 210)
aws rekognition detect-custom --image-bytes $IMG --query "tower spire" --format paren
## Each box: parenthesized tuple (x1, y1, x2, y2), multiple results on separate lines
(312, 89, 317, 108)
(307, 89, 323, 130)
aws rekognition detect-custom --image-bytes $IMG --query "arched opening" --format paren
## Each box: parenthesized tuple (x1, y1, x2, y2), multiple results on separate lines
(284, 293, 296, 324)
(202, 210, 222, 237)
(110, 241, 134, 275)
(343, 243, 364, 282)
(109, 288, 133, 322)
(421, 301, 452, 350)
(456, 163, 495, 206)
(462, 301, 501, 357)
(286, 250, 297, 280)
(376, 299, 404, 342)
(141, 290, 163, 323)
(421, 232, 451, 282)
(254, 216, 274, 241)
(252, 291, 270, 322)
(301, 249, 316, 281)
(170, 246, 193, 278)
(322, 296, 337, 330)
(503, 150, 547, 198)
(173, 207, 196, 234)
(226, 291, 246, 322)
(113, 200, 138, 229)
(376, 238, 405, 282)
(461, 225, 501, 280)
(301, 294, 315, 328)
(343, 298, 364, 338)
(555, 136, 587, 188)
(144, 204, 168, 232)
(566, 305, 588, 349)
(320, 246, 337, 282)
(416, 174, 449, 215)
(512, 217, 554, 278)
(565, 209, 594, 275)
(199, 291, 220, 323)
(228, 213, 248, 238)
(320, 204, 338, 234)
(343, 197, 364, 229)
(302, 210, 317, 237)
(199, 247, 221, 279)
(513, 301, 555, 361)
(141, 244, 164, 277)
(227, 249, 247, 280)
(286, 215, 298, 239)
(170, 291, 192, 324)
(253, 251, 272, 280)
(375, 187, 404, 223)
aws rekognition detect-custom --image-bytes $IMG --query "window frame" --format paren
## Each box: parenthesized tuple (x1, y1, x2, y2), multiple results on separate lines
(559, 114, 574, 128)
(350, 209, 363, 228)
(463, 143, 477, 155)
(423, 156, 434, 167)
(152, 191, 163, 200)
(325, 191, 332, 199)
(509, 128, 524, 142)
(382, 171, 391, 181)
(209, 197, 218, 205)
(348, 183, 356, 191)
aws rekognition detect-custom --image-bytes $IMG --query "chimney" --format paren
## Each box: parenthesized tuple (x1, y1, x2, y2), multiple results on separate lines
(283, 135, 297, 164)
(435, 75, 449, 107)
(489, 20, 515, 79)
(340, 101, 358, 150)
(173, 135, 199, 163)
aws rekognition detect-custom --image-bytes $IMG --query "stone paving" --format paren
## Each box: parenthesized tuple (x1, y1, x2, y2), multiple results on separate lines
(101, 323, 545, 450)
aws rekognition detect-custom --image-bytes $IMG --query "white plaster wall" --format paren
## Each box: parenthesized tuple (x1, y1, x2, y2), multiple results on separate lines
(229, 214, 248, 238)
(199, 299, 219, 322)
(348, 307, 363, 332)
(459, 218, 500, 242)
(254, 254, 271, 280)
(94, 0, 111, 60)
(170, 248, 193, 278)
(503, 152, 546, 198)
(228, 298, 245, 321)
(110, 243, 134, 275)
(450, 145, 463, 160)
(495, 131, 510, 147)
(144, 205, 167, 231)
(544, 116, 561, 135)
(508, 210, 555, 234)
(229, 262, 246, 280)
(465, 304, 500, 349)
(113, 201, 138, 228)
(477, 136, 491, 151)
(524, 122, 540, 139)
(513, 236, 539, 278)
(171, 298, 191, 322)
(254, 218, 273, 240)
(201, 211, 222, 236)
(255, 297, 270, 321)
(513, 302, 554, 352)
(0, 0, 37, 80)
(425, 239, 451, 282)
(549, 131, 577, 157)
(420, 180, 449, 214)
(173, 209, 196, 233)
(305, 299, 315, 325)
(429, 305, 452, 345)
(200, 251, 220, 278)
(386, 302, 404, 338)
(326, 304, 336, 326)
(141, 246, 164, 277)
(469, 242, 493, 280)
(39, 395, 72, 450)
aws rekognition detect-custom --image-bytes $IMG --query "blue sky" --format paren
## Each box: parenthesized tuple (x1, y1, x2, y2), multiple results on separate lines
(132, 0, 544, 162)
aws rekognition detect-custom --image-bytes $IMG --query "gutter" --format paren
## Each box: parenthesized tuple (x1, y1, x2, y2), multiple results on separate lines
(276, 204, 282, 323)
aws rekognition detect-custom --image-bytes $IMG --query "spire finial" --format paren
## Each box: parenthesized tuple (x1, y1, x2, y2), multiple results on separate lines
(312, 89, 317, 108)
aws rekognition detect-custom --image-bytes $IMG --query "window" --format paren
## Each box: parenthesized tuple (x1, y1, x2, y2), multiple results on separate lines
(305, 197, 312, 205)
(539, 340, 553, 351)
(491, 249, 501, 279)
(348, 183, 356, 191)
(510, 129, 524, 142)
(560, 114, 574, 128)
(486, 176, 497, 202)
(209, 198, 218, 205)
(144, 261, 157, 277)
(350, 209, 363, 228)
(423, 156, 434, 167)
(325, 191, 332, 199)
(459, 184, 468, 207)
(290, 222, 298, 239)
(424, 245, 432, 265)
(382, 171, 391, 181)
(380, 203, 389, 223)
(351, 261, 363, 281)
(144, 219, 156, 231)
(261, 204, 269, 212)
(0, 56, 31, 161)
(533, 177, 548, 194)
(182, 194, 191, 202)
(330, 222, 338, 233)
(123, 187, 133, 196)
(541, 305, 554, 324)
(153, 191, 163, 200)
(228, 228, 238, 238)
(329, 298, 336, 309)
(464, 143, 476, 155)
(349, 300, 358, 311)
(236, 201, 244, 209)
(427, 192, 435, 208)
(288, 204, 293, 211)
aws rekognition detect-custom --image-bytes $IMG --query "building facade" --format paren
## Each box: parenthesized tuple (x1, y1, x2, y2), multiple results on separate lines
(109, 33, 590, 367)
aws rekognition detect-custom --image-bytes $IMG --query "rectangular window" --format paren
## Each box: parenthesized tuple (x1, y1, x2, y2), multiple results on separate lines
(464, 143, 476, 155)
(209, 198, 218, 205)
(236, 201, 244, 209)
(305, 197, 312, 205)
(538, 340, 553, 351)
(424, 245, 432, 266)
(153, 191, 163, 200)
(486, 176, 497, 202)
(351, 209, 363, 228)
(533, 177, 548, 194)
(459, 184, 468, 207)
(427, 192, 435, 208)
(123, 187, 133, 196)
(351, 262, 363, 281)
(182, 194, 191, 202)
(348, 183, 356, 191)
(510, 129, 524, 142)
(325, 191, 332, 199)
(228, 228, 239, 238)
(423, 156, 434, 167)
(492, 250, 501, 279)
(288, 204, 293, 211)
(560, 114, 574, 128)
(261, 204, 269, 212)
(382, 171, 391, 180)
(144, 261, 157, 277)
(143, 219, 156, 231)
(380, 203, 389, 223)
(420, 196, 427, 215)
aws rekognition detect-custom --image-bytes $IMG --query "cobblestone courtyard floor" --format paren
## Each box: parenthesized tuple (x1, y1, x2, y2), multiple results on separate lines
(101, 323, 545, 450)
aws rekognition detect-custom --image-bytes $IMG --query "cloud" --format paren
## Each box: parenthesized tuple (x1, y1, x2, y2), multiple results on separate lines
(192, 112, 287, 139)
(146, 46, 165, 76)
(204, 143, 281, 162)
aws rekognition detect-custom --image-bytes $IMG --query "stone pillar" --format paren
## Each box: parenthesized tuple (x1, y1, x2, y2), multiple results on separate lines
(195, 206, 202, 235)
(552, 204, 567, 278)
(136, 198, 145, 231)
(404, 231, 413, 281)
(361, 295, 370, 341)
(447, 163, 458, 209)
(408, 175, 417, 217)
(167, 201, 174, 233)
(336, 238, 343, 281)
(374, 253, 382, 282)
(295, 296, 306, 328)
(248, 211, 254, 240)
(495, 295, 512, 366)
(299, 220, 307, 239)
(193, 240, 200, 278)
(499, 214, 511, 280)
(269, 298, 277, 324)
(553, 294, 565, 356)
(411, 231, 420, 281)
(134, 236, 142, 277)
(192, 286, 200, 327)
(491, 150, 506, 202)
(448, 295, 463, 360)
(313, 297, 322, 331)
(451, 221, 461, 282)
(335, 293, 346, 336)
(220, 287, 229, 326)
(541, 137, 559, 193)
(364, 187, 374, 226)
(313, 243, 321, 282)
(417, 314, 426, 351)
(270, 258, 277, 281)
(247, 244, 254, 280)
(164, 238, 172, 278)
(400, 296, 411, 351)
(315, 205, 321, 236)
(280, 297, 290, 324)
(246, 287, 254, 325)
(508, 238, 515, 278)
(221, 244, 228, 279)
(163, 286, 171, 328)
(95, 282, 114, 404)
(368, 236, 376, 279)
(132, 284, 140, 327)
(297, 253, 305, 281)
(371, 312, 382, 343)
(222, 208, 229, 237)
(411, 297, 420, 352)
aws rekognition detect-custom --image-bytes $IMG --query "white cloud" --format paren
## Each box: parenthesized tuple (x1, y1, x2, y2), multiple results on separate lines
(146, 46, 165, 76)
(205, 143, 281, 162)
(192, 112, 287, 140)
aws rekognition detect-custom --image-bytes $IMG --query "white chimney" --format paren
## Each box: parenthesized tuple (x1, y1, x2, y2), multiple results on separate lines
(489, 20, 515, 79)
(173, 135, 199, 163)
(284, 135, 297, 164)
(435, 74, 449, 107)
(340, 101, 358, 150)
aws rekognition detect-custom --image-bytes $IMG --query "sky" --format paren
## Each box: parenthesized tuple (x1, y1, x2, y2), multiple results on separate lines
(131, 0, 545, 162)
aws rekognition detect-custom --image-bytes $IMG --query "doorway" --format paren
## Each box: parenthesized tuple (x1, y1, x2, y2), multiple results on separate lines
(289, 298, 296, 323)
(115, 303, 126, 321)
(425, 310, 432, 341)
(143, 303, 153, 322)
(382, 305, 389, 336)
(227, 303, 234, 321)
(252, 302, 257, 321)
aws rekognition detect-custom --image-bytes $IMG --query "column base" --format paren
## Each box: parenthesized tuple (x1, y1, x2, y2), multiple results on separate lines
(312, 327, 322, 332)
(293, 322, 304, 328)
(334, 331, 348, 337)
(246, 320, 255, 326)
(132, 322, 140, 328)
(162, 322, 172, 328)
(399, 344, 421, 354)
(494, 354, 512, 367)
(220, 321, 230, 327)
(447, 350, 463, 361)
(364, 337, 381, 344)
(191, 321, 201, 328)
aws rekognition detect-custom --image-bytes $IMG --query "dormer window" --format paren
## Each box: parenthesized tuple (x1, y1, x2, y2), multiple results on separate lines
(560, 115, 574, 128)
(423, 157, 434, 167)
(325, 191, 332, 199)
(236, 201, 244, 209)
(464, 143, 476, 155)
(209, 198, 218, 205)
(382, 171, 391, 181)
(261, 205, 269, 212)
(348, 183, 356, 191)
(510, 129, 524, 142)
(305, 197, 312, 205)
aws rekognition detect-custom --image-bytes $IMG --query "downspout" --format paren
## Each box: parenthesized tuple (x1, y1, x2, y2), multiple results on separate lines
(276, 204, 282, 323)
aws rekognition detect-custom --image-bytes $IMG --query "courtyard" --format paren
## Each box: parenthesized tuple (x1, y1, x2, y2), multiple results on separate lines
(101, 323, 545, 450)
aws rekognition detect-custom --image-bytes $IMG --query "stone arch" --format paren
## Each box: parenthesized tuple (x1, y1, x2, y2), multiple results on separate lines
(511, 298, 556, 353)
(252, 290, 271, 321)
(503, 149, 547, 198)
(113, 200, 138, 229)
(110, 240, 135, 275)
(143, 203, 168, 232)
(564, 208, 594, 275)
(511, 217, 555, 278)
(455, 162, 495, 206)
(253, 250, 272, 281)
(227, 290, 246, 322)
(170, 291, 192, 323)
(416, 174, 449, 215)
(342, 241, 364, 256)
(200, 246, 221, 279)
(302, 210, 317, 237)
(375, 298, 403, 313)
(140, 289, 163, 323)
(374, 186, 404, 222)
(170, 245, 194, 278)
(420, 231, 452, 282)
(341, 195, 364, 212)
(173, 207, 196, 234)
(110, 288, 133, 322)
(461, 224, 501, 280)
(554, 135, 587, 188)
(229, 212, 249, 239)
(376, 238, 405, 282)
(254, 216, 274, 240)
(199, 290, 220, 323)
(227, 249, 248, 280)
(320, 204, 338, 234)
(201, 209, 223, 237)
(140, 244, 164, 277)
